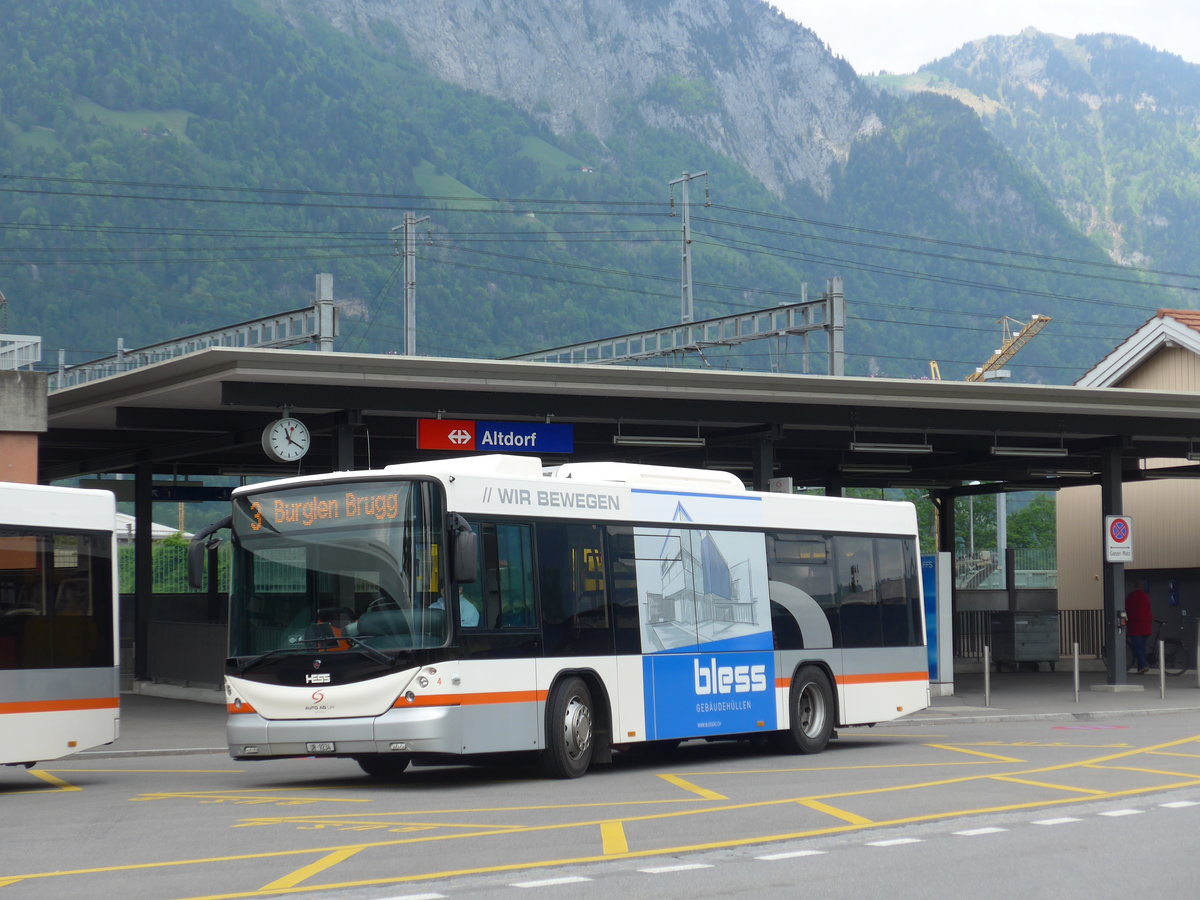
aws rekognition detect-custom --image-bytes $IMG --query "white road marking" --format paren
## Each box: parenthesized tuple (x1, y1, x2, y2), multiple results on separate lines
(756, 849, 828, 860)
(953, 827, 1007, 836)
(638, 864, 715, 874)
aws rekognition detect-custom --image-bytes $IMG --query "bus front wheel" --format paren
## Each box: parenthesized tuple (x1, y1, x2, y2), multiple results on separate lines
(540, 676, 594, 778)
(355, 754, 410, 779)
(779, 665, 834, 754)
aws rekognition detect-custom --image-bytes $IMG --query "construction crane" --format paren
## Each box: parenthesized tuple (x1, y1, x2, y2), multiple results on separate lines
(965, 314, 1051, 382)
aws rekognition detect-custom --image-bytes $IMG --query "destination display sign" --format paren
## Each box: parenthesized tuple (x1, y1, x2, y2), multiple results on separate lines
(417, 418, 573, 454)
(237, 482, 406, 533)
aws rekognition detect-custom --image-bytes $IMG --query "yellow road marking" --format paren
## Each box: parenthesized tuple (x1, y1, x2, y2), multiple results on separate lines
(1088, 763, 1200, 779)
(134, 789, 370, 807)
(925, 743, 1024, 762)
(960, 742, 1132, 749)
(29, 769, 80, 791)
(798, 798, 873, 825)
(657, 774, 727, 800)
(668, 759, 1001, 776)
(159, 781, 1200, 900)
(233, 796, 704, 829)
(990, 776, 1106, 795)
(237, 817, 526, 832)
(51, 772, 236, 777)
(258, 847, 363, 891)
(11, 776, 1200, 897)
(7, 733, 1199, 898)
(600, 821, 628, 854)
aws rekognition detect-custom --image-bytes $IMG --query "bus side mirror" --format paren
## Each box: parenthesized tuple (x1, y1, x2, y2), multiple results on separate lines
(187, 515, 232, 589)
(449, 513, 478, 584)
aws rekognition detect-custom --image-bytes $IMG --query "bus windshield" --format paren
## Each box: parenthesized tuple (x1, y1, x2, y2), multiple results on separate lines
(229, 479, 446, 657)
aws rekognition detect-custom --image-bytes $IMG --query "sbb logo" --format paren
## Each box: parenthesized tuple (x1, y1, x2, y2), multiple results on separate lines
(693, 658, 767, 695)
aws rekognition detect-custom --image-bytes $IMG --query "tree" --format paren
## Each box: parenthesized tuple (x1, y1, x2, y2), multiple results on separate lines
(1007, 492, 1056, 551)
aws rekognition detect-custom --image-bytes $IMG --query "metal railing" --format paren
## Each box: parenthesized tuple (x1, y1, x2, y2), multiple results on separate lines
(955, 548, 1057, 590)
(0, 333, 41, 370)
(954, 608, 1103, 659)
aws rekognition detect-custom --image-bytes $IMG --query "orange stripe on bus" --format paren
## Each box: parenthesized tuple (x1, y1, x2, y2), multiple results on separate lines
(392, 689, 547, 709)
(774, 671, 928, 689)
(0, 697, 119, 715)
(836, 671, 929, 685)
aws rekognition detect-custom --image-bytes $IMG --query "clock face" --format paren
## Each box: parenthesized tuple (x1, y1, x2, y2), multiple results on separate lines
(262, 417, 310, 462)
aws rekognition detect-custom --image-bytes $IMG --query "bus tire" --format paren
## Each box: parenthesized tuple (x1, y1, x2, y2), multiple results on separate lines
(780, 665, 834, 754)
(355, 754, 410, 779)
(540, 676, 594, 778)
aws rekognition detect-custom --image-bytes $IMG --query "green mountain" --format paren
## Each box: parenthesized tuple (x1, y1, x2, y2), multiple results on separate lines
(0, 1, 1187, 382)
(880, 28, 1200, 294)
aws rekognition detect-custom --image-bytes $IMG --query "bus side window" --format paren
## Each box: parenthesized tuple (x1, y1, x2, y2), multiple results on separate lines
(877, 537, 921, 647)
(477, 523, 535, 629)
(607, 527, 640, 654)
(835, 536, 881, 648)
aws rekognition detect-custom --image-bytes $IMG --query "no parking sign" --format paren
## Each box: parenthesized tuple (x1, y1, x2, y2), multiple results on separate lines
(1104, 514, 1133, 563)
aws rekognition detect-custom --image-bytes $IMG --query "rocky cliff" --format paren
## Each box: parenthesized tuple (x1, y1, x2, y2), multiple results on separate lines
(268, 0, 883, 197)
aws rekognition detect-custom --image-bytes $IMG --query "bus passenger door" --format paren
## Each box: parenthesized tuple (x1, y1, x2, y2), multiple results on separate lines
(458, 522, 541, 754)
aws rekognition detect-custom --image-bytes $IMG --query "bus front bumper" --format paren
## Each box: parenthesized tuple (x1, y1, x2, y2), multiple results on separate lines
(228, 704, 460, 759)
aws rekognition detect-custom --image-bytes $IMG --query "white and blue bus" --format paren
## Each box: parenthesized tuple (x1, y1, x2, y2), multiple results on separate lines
(1, 483, 120, 767)
(204, 455, 928, 778)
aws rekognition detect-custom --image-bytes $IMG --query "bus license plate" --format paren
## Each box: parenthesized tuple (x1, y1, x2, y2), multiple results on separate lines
(306, 742, 336, 753)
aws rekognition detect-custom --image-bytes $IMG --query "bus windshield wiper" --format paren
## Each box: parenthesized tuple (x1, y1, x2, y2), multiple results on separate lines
(234, 636, 393, 674)
(341, 635, 393, 666)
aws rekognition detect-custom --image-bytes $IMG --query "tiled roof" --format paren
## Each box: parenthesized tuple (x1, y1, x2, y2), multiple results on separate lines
(1076, 308, 1200, 386)
(1157, 309, 1200, 331)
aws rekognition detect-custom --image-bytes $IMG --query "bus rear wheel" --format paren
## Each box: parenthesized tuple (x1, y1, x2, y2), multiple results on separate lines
(355, 754, 411, 779)
(778, 665, 834, 754)
(540, 676, 594, 778)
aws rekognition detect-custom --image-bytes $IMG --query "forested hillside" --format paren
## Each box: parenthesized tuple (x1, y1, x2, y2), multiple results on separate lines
(882, 29, 1200, 289)
(0, 0, 1185, 382)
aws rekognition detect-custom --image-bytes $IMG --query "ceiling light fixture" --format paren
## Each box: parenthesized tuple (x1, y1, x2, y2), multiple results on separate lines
(612, 435, 706, 448)
(991, 445, 1069, 457)
(848, 441, 933, 455)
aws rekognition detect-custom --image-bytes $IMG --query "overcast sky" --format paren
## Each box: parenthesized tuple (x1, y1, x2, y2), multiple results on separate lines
(773, 1, 1200, 75)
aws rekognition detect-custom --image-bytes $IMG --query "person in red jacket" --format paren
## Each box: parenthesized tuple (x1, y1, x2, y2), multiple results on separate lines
(1125, 583, 1153, 674)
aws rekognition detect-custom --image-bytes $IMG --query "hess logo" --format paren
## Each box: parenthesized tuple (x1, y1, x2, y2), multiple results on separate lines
(306, 673, 331, 684)
(693, 658, 767, 695)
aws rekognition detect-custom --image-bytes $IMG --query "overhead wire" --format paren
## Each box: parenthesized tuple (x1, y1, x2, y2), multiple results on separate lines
(3, 173, 1191, 375)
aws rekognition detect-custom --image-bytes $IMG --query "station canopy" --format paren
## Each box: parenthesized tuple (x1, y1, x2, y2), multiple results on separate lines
(40, 347, 1200, 495)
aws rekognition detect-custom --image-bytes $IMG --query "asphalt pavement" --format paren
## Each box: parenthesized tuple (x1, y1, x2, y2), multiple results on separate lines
(81, 666, 1200, 760)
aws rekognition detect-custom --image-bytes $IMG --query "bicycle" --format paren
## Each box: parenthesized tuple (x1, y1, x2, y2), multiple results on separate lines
(1127, 618, 1191, 676)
